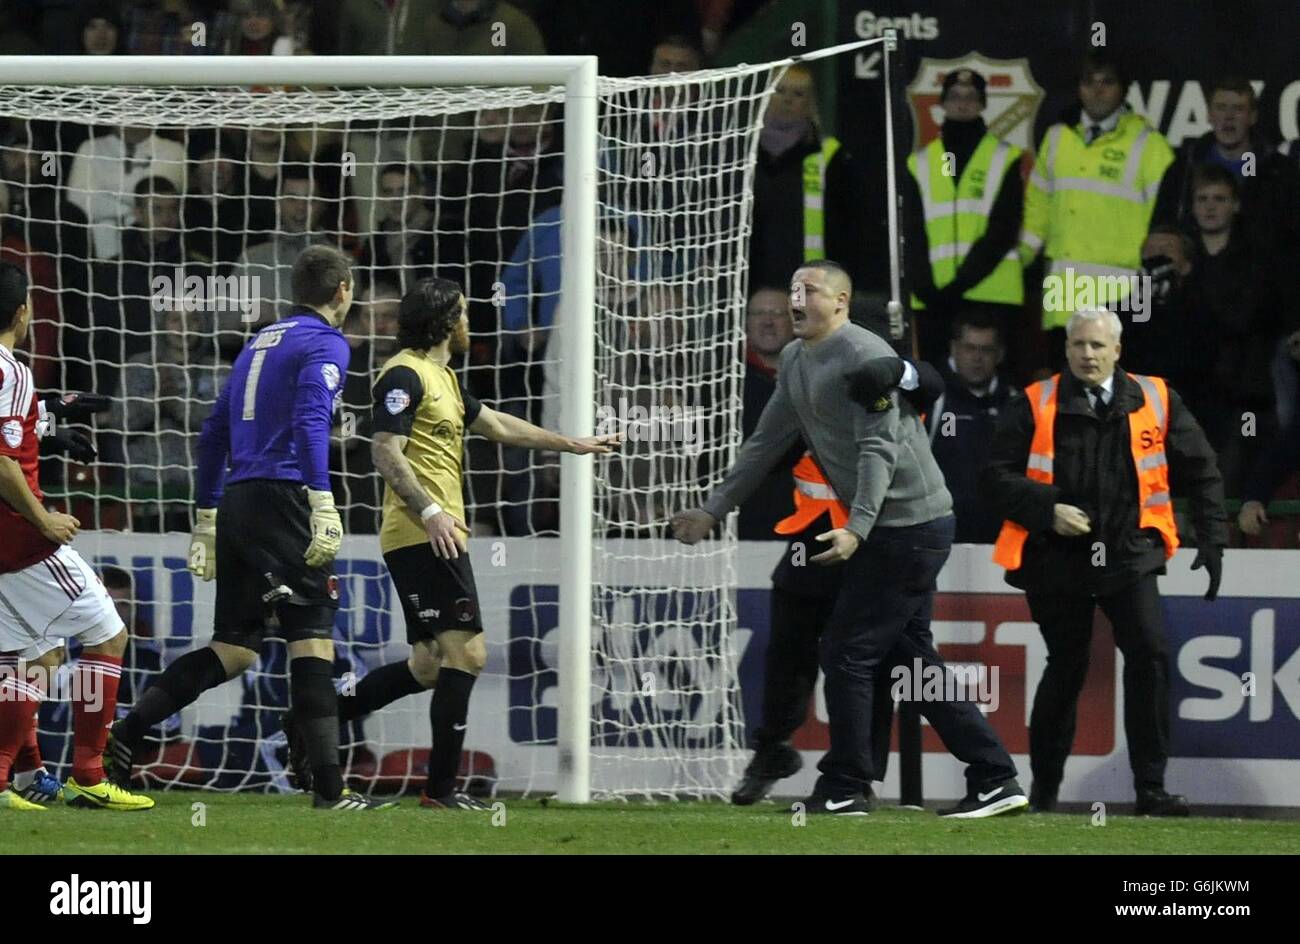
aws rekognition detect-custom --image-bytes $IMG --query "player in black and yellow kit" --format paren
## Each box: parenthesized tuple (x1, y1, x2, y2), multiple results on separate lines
(338, 277, 617, 809)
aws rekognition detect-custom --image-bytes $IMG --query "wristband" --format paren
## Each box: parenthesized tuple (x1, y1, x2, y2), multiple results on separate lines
(420, 502, 443, 522)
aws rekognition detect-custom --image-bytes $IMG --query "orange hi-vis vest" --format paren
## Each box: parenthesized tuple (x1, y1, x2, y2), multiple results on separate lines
(991, 372, 1179, 571)
(775, 452, 849, 534)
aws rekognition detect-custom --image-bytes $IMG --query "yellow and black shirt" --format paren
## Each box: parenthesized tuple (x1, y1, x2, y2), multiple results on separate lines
(370, 349, 482, 553)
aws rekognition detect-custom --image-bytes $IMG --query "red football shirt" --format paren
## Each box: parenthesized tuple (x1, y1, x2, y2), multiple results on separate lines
(0, 342, 57, 574)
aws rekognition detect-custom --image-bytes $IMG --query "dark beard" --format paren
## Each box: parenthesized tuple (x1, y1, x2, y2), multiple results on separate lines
(449, 319, 470, 354)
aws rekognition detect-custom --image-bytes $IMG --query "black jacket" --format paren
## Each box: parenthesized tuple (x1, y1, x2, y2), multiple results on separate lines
(981, 368, 1228, 595)
(749, 132, 868, 288)
(1243, 412, 1300, 505)
(927, 364, 1021, 544)
(738, 354, 804, 541)
(1152, 130, 1300, 254)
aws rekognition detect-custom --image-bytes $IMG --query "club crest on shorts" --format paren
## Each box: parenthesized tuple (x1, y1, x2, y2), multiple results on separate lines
(1, 419, 22, 448)
(385, 388, 411, 415)
(327, 575, 340, 600)
(455, 597, 476, 623)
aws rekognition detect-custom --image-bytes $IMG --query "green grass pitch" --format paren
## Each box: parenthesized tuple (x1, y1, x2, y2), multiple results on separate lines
(8, 794, 1300, 854)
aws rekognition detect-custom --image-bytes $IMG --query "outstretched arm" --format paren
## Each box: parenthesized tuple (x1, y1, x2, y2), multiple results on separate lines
(469, 405, 620, 454)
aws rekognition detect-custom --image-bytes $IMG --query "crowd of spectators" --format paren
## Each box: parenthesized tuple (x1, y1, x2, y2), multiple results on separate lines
(0, 2, 1298, 549)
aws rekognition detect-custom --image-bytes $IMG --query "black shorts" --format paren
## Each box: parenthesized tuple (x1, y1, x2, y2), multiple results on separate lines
(213, 479, 339, 649)
(383, 542, 483, 644)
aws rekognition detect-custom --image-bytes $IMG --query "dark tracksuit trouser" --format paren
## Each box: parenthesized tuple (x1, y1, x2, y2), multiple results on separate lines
(1025, 573, 1170, 790)
(814, 514, 1018, 799)
(752, 587, 896, 779)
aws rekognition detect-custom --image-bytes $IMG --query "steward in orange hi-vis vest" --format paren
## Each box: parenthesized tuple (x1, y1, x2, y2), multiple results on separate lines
(981, 348, 1229, 814)
(992, 372, 1178, 571)
(774, 452, 849, 535)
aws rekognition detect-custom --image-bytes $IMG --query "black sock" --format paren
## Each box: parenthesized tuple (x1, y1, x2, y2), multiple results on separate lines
(120, 647, 228, 746)
(426, 668, 476, 798)
(289, 656, 343, 800)
(338, 661, 427, 722)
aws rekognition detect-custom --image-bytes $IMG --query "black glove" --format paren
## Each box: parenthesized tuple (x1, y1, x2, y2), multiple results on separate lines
(1139, 254, 1176, 306)
(845, 356, 905, 409)
(1190, 545, 1223, 602)
(39, 429, 97, 463)
(43, 392, 110, 422)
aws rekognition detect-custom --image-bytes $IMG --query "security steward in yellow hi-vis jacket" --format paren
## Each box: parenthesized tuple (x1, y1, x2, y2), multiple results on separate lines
(1020, 50, 1174, 364)
(904, 68, 1025, 369)
(981, 308, 1228, 817)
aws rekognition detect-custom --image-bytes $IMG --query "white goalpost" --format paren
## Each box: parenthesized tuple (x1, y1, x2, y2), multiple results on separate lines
(0, 39, 893, 802)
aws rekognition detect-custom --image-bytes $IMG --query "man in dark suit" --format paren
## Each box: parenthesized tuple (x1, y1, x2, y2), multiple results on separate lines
(983, 307, 1228, 816)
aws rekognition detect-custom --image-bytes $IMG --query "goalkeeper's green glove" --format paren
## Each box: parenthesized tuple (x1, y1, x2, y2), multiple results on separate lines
(189, 507, 218, 581)
(304, 488, 343, 568)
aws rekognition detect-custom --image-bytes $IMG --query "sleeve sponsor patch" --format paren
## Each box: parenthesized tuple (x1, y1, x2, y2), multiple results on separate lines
(2, 418, 23, 448)
(321, 363, 341, 390)
(385, 389, 412, 415)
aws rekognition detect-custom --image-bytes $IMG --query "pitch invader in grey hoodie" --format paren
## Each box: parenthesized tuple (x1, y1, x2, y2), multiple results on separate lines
(674, 261, 1024, 817)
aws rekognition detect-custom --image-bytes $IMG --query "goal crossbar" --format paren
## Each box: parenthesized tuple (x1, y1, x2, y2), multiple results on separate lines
(0, 53, 599, 803)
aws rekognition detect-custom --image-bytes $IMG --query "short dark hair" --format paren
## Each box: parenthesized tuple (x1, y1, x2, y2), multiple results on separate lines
(100, 565, 132, 592)
(134, 176, 178, 199)
(952, 312, 1003, 344)
(1191, 162, 1240, 198)
(796, 258, 853, 295)
(1078, 49, 1129, 91)
(291, 244, 353, 308)
(397, 277, 464, 351)
(1208, 76, 1257, 110)
(0, 260, 29, 333)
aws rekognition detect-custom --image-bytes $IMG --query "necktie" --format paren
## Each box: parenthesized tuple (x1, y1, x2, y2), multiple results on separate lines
(1085, 124, 1101, 145)
(1090, 385, 1109, 419)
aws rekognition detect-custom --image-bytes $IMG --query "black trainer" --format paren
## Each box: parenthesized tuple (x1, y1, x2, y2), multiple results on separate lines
(103, 721, 135, 789)
(313, 788, 398, 811)
(795, 788, 875, 817)
(281, 709, 313, 793)
(421, 791, 492, 810)
(1029, 780, 1058, 813)
(731, 744, 802, 806)
(937, 778, 1029, 818)
(1135, 787, 1190, 817)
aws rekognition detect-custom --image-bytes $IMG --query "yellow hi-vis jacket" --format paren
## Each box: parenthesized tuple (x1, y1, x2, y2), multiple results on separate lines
(991, 372, 1179, 571)
(802, 137, 841, 261)
(1020, 111, 1174, 329)
(907, 133, 1024, 307)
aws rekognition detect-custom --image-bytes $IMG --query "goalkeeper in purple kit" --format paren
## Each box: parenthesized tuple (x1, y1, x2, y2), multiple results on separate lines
(105, 246, 394, 811)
